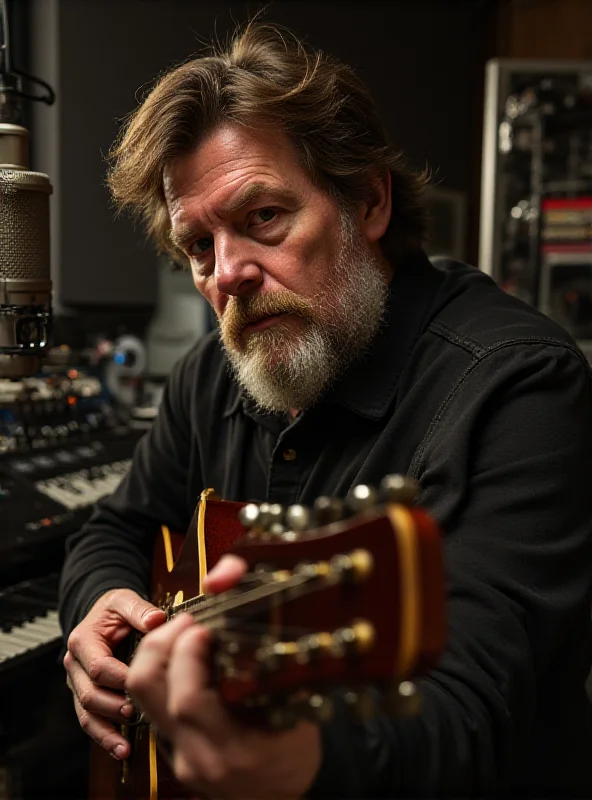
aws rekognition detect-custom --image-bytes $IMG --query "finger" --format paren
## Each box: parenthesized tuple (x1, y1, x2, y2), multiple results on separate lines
(202, 554, 248, 594)
(92, 589, 165, 638)
(110, 590, 166, 634)
(72, 692, 131, 760)
(67, 593, 165, 684)
(65, 651, 133, 722)
(126, 614, 195, 734)
(167, 625, 231, 743)
(66, 634, 128, 690)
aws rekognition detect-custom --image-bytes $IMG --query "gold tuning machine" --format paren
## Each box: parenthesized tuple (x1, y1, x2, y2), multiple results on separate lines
(255, 639, 298, 671)
(256, 619, 375, 671)
(330, 619, 376, 656)
(294, 560, 331, 580)
(329, 548, 374, 583)
(295, 632, 334, 663)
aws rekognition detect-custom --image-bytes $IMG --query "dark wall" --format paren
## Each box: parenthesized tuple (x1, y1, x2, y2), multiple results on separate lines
(31, 0, 489, 308)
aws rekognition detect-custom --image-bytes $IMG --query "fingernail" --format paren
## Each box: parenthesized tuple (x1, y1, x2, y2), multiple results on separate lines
(113, 744, 126, 759)
(120, 703, 134, 718)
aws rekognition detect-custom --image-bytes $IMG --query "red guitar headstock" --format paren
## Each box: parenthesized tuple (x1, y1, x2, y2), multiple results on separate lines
(175, 475, 445, 727)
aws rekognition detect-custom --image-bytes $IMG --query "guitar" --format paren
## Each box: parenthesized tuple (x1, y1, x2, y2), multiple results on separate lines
(88, 476, 445, 800)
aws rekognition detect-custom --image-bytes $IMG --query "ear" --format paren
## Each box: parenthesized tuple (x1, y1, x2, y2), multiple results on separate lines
(357, 171, 392, 244)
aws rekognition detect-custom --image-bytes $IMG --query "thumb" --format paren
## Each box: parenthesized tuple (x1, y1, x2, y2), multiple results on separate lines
(115, 590, 166, 633)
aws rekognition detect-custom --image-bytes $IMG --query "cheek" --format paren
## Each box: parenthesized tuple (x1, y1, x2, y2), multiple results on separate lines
(192, 274, 224, 317)
(263, 231, 338, 295)
(288, 235, 339, 292)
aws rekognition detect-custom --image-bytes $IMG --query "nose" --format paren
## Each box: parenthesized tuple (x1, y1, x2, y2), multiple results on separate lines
(214, 234, 263, 297)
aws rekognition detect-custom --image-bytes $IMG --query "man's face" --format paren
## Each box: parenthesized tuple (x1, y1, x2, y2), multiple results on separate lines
(165, 123, 390, 411)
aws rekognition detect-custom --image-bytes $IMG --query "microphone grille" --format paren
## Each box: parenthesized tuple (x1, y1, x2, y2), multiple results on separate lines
(0, 169, 52, 281)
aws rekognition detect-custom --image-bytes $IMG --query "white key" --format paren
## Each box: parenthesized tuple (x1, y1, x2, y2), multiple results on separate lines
(0, 611, 61, 663)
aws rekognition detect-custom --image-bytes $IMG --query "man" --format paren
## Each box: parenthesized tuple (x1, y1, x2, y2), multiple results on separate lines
(60, 21, 592, 799)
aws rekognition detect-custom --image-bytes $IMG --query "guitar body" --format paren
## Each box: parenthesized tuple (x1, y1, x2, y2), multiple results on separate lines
(89, 493, 245, 800)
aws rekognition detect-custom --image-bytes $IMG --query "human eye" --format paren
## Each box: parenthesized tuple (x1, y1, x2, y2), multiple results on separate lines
(188, 236, 213, 256)
(251, 207, 277, 226)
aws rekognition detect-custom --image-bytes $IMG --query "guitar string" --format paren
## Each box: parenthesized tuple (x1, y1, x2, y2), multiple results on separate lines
(175, 572, 311, 623)
(171, 569, 286, 616)
(172, 571, 335, 630)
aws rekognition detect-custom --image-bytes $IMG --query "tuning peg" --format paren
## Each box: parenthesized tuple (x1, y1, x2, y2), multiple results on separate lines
(268, 522, 286, 537)
(267, 503, 284, 525)
(238, 503, 260, 529)
(257, 502, 272, 528)
(344, 688, 376, 720)
(329, 549, 374, 584)
(295, 631, 333, 663)
(330, 618, 375, 656)
(253, 502, 283, 534)
(346, 484, 378, 514)
(312, 496, 345, 526)
(285, 504, 311, 533)
(380, 474, 419, 505)
(256, 639, 298, 671)
(384, 680, 422, 717)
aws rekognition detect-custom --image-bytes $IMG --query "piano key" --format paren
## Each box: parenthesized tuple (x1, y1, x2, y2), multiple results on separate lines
(0, 611, 61, 663)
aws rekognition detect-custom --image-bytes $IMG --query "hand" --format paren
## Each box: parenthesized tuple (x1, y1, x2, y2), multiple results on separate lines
(64, 588, 166, 759)
(126, 555, 322, 798)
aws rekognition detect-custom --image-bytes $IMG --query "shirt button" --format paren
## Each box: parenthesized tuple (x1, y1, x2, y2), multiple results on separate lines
(283, 448, 297, 462)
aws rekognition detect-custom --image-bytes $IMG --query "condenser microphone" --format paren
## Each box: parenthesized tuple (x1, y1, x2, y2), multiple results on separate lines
(0, 124, 52, 377)
(0, 0, 53, 378)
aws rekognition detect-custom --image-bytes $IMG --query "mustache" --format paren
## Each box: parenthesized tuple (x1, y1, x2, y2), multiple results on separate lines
(221, 291, 314, 347)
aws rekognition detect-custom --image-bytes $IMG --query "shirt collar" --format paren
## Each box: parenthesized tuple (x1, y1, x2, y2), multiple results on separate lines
(223, 249, 444, 422)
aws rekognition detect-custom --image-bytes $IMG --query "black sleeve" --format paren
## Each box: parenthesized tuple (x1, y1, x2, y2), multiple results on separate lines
(308, 343, 592, 798)
(58, 347, 200, 639)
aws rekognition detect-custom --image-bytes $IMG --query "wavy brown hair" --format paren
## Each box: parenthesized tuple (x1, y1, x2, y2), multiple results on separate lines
(108, 21, 429, 265)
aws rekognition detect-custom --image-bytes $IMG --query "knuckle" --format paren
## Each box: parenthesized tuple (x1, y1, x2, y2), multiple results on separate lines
(86, 657, 103, 683)
(128, 596, 150, 623)
(78, 710, 92, 734)
(67, 628, 81, 654)
(78, 689, 94, 711)
(97, 731, 120, 753)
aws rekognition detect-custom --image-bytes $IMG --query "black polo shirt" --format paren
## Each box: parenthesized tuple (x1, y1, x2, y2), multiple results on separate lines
(60, 251, 592, 798)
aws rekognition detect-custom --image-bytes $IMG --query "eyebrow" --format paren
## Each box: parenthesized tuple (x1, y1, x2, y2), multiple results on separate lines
(169, 182, 300, 251)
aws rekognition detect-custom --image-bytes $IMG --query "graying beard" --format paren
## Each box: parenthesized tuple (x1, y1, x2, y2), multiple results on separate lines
(223, 216, 388, 413)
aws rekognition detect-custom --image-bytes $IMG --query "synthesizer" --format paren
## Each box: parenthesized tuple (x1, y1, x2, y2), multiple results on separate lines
(0, 370, 150, 799)
(0, 371, 146, 587)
